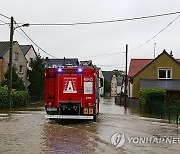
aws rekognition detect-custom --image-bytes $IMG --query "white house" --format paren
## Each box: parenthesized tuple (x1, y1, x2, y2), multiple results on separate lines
(117, 75, 124, 95)
(0, 41, 28, 81)
(20, 45, 37, 70)
(111, 75, 117, 97)
(98, 68, 104, 96)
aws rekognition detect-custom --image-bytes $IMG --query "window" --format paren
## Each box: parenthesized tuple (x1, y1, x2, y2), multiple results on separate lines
(19, 66, 23, 73)
(14, 52, 19, 61)
(158, 68, 172, 79)
(30, 58, 33, 63)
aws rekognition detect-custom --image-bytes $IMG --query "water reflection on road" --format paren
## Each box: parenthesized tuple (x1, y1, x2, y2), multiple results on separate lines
(0, 98, 179, 154)
(43, 120, 97, 153)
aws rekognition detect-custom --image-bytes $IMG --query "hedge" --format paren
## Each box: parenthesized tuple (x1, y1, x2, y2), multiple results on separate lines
(11, 90, 29, 108)
(0, 86, 9, 108)
(0, 86, 29, 109)
(139, 88, 166, 114)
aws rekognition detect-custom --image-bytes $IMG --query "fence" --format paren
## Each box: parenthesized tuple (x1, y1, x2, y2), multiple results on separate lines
(115, 97, 180, 125)
(149, 100, 180, 125)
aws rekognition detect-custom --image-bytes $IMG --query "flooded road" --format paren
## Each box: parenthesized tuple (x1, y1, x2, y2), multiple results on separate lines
(0, 98, 180, 154)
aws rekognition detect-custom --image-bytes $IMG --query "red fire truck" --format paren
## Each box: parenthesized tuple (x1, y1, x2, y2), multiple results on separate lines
(44, 65, 101, 121)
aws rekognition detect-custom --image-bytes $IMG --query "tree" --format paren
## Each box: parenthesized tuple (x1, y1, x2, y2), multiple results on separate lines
(1, 67, 25, 91)
(104, 79, 111, 94)
(112, 69, 124, 77)
(28, 55, 45, 101)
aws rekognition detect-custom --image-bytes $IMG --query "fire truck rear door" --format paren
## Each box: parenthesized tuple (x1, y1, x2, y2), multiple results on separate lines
(58, 74, 81, 102)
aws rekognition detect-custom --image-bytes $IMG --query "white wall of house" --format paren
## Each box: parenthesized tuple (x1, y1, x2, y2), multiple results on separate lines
(98, 68, 104, 96)
(25, 46, 37, 70)
(117, 86, 121, 95)
(3, 42, 27, 81)
(128, 81, 133, 98)
(111, 75, 117, 97)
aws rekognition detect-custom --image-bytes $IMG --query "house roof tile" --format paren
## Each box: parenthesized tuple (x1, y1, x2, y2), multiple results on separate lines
(128, 51, 180, 78)
(44, 58, 79, 67)
(0, 41, 17, 57)
(128, 59, 153, 78)
(20, 45, 32, 55)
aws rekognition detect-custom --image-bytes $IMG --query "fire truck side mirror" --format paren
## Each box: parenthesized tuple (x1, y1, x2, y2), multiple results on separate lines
(100, 78, 103, 87)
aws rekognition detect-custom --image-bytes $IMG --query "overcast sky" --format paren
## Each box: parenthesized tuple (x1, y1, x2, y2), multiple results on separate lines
(1, 0, 180, 71)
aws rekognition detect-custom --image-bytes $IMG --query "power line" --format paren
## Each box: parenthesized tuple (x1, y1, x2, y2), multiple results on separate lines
(82, 14, 180, 59)
(15, 29, 56, 58)
(2, 11, 180, 60)
(0, 13, 10, 19)
(0, 19, 8, 25)
(97, 64, 125, 67)
(98, 63, 125, 66)
(16, 29, 34, 42)
(29, 11, 180, 26)
(14, 20, 58, 59)
(97, 64, 126, 68)
(80, 51, 124, 59)
(129, 14, 180, 52)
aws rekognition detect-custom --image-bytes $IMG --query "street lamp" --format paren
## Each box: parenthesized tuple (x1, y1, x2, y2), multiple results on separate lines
(8, 16, 29, 107)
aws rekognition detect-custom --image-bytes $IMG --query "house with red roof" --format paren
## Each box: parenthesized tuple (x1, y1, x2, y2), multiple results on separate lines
(128, 50, 180, 99)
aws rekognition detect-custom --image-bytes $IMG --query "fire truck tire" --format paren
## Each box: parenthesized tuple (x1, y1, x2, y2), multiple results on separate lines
(55, 119, 61, 123)
(93, 115, 97, 122)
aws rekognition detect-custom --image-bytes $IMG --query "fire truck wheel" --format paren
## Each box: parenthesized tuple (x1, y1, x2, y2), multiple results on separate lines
(93, 115, 97, 122)
(55, 119, 61, 123)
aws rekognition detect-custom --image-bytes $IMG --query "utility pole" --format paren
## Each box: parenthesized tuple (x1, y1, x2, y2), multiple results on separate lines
(124, 44, 128, 108)
(8, 16, 14, 107)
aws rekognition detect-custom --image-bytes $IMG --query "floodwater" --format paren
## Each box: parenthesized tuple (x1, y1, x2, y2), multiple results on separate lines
(0, 98, 180, 154)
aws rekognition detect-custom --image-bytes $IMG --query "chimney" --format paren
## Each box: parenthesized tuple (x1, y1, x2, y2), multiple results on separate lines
(63, 57, 66, 66)
(170, 51, 173, 57)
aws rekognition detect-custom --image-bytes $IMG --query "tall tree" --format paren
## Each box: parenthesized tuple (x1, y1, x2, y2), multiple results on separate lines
(112, 69, 124, 77)
(1, 67, 25, 91)
(104, 79, 111, 94)
(28, 55, 45, 101)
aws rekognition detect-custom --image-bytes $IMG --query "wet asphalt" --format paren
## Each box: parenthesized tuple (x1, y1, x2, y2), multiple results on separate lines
(0, 98, 180, 154)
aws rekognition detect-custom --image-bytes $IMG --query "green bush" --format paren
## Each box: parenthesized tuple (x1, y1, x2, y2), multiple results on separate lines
(11, 90, 29, 108)
(166, 100, 180, 112)
(140, 88, 166, 113)
(29, 55, 45, 102)
(0, 86, 9, 108)
(104, 79, 111, 94)
(0, 86, 29, 109)
(1, 67, 25, 91)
